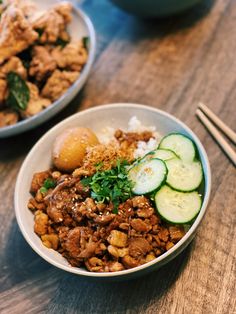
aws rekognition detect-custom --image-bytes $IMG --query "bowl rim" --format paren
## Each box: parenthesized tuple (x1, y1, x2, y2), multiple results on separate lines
(0, 4, 96, 138)
(14, 103, 211, 278)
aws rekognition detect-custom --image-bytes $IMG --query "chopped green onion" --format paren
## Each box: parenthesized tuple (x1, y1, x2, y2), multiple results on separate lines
(43, 178, 56, 189)
(39, 187, 48, 194)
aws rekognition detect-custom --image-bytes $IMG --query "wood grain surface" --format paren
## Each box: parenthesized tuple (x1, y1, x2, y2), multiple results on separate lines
(0, 0, 236, 313)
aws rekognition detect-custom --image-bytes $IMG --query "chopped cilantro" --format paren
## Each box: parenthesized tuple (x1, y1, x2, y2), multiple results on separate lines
(80, 176, 92, 186)
(81, 160, 133, 213)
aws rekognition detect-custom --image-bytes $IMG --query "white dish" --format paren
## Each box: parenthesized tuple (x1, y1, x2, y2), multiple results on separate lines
(0, 0, 96, 138)
(14, 103, 211, 280)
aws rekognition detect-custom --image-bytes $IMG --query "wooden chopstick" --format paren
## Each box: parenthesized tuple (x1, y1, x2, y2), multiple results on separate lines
(196, 109, 236, 166)
(198, 102, 236, 145)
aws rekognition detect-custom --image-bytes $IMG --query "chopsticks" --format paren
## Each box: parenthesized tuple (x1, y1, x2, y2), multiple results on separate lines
(198, 102, 236, 144)
(196, 103, 236, 166)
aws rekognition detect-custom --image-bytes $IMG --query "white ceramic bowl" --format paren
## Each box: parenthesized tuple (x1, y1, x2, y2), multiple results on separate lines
(0, 0, 96, 138)
(15, 103, 211, 280)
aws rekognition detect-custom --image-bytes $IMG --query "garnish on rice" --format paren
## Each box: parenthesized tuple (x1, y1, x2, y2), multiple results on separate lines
(80, 160, 133, 213)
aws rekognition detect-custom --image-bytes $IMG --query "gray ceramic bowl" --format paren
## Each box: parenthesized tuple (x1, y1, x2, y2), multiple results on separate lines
(15, 103, 211, 280)
(110, 0, 203, 17)
(0, 0, 96, 138)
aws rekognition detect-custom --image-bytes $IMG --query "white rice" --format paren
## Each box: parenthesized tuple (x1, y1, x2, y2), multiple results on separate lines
(97, 126, 116, 145)
(134, 137, 159, 159)
(128, 116, 156, 133)
(98, 116, 160, 158)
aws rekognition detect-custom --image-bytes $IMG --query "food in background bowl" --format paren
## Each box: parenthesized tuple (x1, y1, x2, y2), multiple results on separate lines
(27, 116, 204, 272)
(0, 0, 88, 128)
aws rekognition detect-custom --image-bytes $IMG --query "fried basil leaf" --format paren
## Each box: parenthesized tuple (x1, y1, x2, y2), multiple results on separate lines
(6, 72, 30, 111)
(17, 47, 32, 70)
(55, 37, 69, 48)
(82, 36, 89, 50)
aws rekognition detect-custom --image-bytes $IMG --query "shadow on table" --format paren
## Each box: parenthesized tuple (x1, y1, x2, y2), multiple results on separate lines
(0, 218, 52, 292)
(46, 244, 192, 313)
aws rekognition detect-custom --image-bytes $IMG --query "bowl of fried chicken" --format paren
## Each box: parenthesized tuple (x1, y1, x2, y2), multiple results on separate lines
(0, 0, 96, 137)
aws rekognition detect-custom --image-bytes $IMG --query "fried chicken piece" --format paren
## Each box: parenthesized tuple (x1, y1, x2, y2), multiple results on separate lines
(0, 79, 8, 104)
(41, 69, 79, 101)
(0, 108, 19, 127)
(0, 56, 27, 80)
(21, 98, 51, 118)
(52, 41, 88, 72)
(4, 0, 37, 18)
(27, 82, 39, 100)
(0, 4, 39, 64)
(29, 46, 57, 81)
(20, 82, 51, 118)
(54, 2, 72, 24)
(0, 4, 5, 15)
(31, 2, 72, 44)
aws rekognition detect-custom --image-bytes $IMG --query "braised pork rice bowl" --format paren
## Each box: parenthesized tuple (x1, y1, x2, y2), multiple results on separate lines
(26, 116, 205, 273)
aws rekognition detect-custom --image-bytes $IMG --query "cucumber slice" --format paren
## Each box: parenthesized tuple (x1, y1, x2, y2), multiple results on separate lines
(155, 185, 201, 224)
(128, 158, 167, 195)
(166, 158, 203, 192)
(159, 133, 196, 162)
(148, 149, 178, 161)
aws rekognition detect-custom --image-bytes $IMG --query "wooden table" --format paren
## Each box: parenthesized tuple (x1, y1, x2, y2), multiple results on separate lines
(0, 0, 235, 313)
